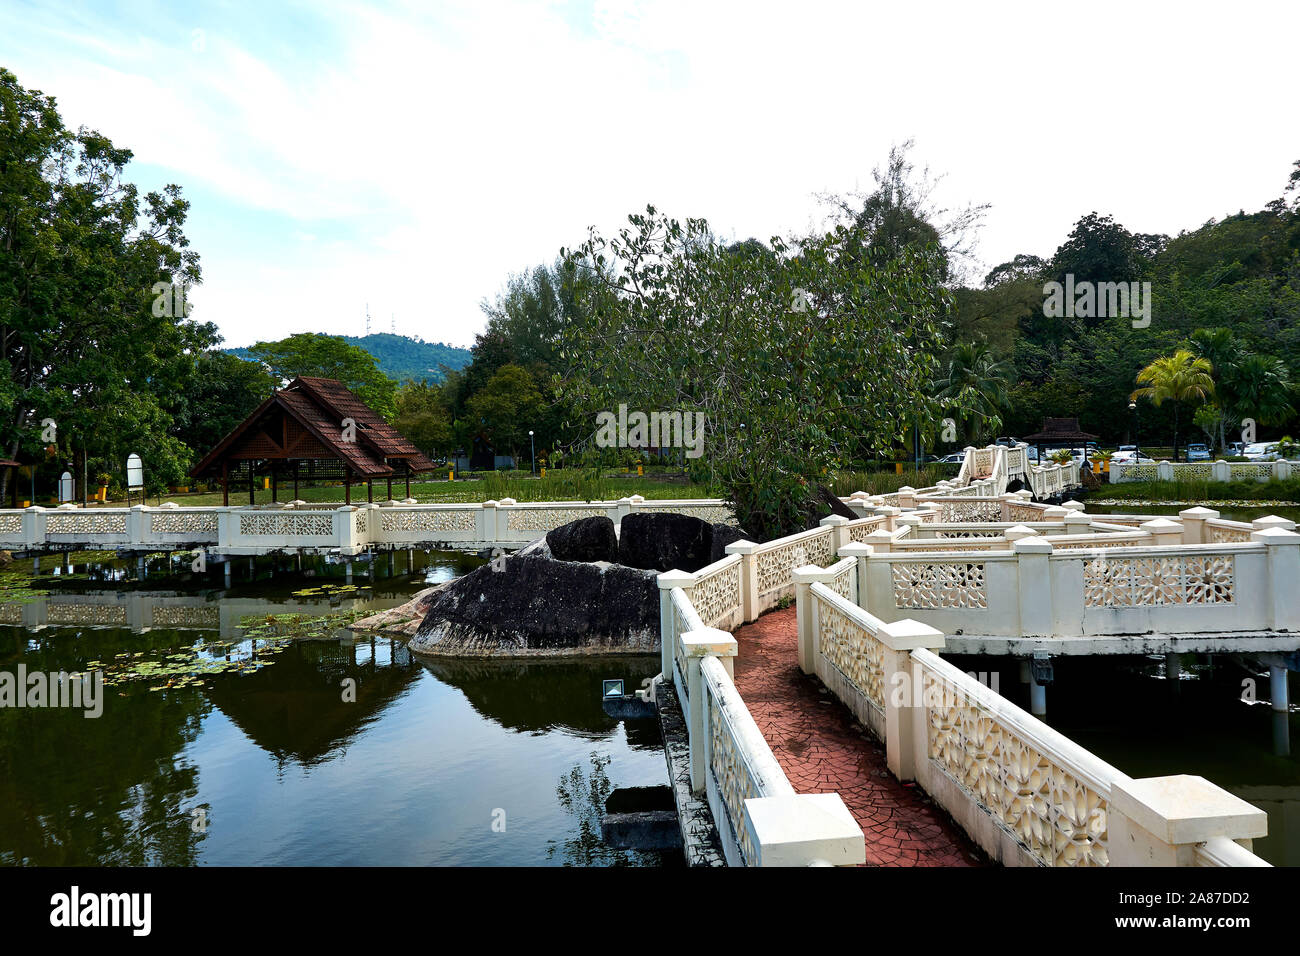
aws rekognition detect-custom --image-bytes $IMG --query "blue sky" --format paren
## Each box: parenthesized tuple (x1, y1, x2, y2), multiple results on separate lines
(2, 0, 1298, 348)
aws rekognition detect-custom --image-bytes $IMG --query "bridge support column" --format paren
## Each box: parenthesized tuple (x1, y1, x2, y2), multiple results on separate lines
(1271, 665, 1289, 713)
(345, 560, 353, 585)
(223, 562, 232, 588)
(1029, 675, 1047, 717)
(137, 556, 146, 581)
(1166, 653, 1181, 684)
(32, 556, 38, 574)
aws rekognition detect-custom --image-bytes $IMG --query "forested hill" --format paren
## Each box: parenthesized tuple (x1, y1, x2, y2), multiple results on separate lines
(227, 332, 472, 383)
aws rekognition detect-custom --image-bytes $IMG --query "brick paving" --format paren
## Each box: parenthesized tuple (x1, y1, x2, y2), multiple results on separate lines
(732, 605, 987, 867)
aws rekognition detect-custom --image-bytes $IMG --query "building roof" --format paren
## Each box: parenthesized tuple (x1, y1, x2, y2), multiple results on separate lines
(190, 377, 436, 479)
(1022, 417, 1100, 443)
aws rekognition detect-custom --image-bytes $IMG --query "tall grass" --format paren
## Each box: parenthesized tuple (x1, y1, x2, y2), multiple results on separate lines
(827, 465, 962, 497)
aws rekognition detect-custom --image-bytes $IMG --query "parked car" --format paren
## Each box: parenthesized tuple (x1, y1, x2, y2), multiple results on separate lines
(935, 453, 966, 464)
(1185, 443, 1211, 462)
(1243, 442, 1281, 461)
(1110, 449, 1156, 464)
(1226, 441, 1245, 456)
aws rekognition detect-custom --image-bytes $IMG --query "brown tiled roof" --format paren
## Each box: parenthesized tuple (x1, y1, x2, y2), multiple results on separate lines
(190, 377, 436, 478)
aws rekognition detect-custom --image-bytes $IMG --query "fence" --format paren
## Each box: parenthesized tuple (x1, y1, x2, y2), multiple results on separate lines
(1111, 459, 1294, 483)
(792, 572, 1270, 866)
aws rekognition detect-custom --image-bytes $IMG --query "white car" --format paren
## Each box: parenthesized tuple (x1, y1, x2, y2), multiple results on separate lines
(1243, 442, 1281, 461)
(1110, 449, 1155, 464)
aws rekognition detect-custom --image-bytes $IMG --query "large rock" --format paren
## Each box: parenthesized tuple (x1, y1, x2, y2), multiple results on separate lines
(617, 512, 714, 573)
(710, 523, 750, 563)
(409, 554, 659, 656)
(546, 515, 619, 563)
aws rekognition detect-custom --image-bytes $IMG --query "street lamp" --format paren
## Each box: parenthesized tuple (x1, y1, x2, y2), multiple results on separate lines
(1128, 401, 1139, 460)
(529, 430, 535, 477)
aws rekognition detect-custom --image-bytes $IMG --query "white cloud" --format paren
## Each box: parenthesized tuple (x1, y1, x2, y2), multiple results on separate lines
(2, 0, 1297, 347)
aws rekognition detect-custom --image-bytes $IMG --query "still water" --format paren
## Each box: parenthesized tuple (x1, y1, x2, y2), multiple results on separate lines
(0, 552, 673, 866)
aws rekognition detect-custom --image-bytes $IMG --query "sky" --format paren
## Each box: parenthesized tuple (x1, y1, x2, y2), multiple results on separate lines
(2, 0, 1297, 349)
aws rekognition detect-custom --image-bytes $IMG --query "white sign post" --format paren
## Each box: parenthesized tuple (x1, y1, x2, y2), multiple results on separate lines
(58, 471, 75, 503)
(126, 454, 144, 506)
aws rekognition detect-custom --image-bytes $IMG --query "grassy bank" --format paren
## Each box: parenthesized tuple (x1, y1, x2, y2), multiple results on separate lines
(86, 472, 716, 508)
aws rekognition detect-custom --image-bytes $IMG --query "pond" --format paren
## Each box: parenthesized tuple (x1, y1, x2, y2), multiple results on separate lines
(0, 551, 675, 866)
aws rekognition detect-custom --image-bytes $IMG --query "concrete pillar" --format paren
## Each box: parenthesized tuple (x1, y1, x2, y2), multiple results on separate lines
(137, 556, 146, 580)
(1108, 775, 1267, 866)
(32, 556, 38, 574)
(1029, 673, 1047, 717)
(1013, 538, 1054, 637)
(1253, 528, 1300, 629)
(723, 540, 761, 623)
(1062, 512, 1092, 534)
(1140, 518, 1184, 547)
(1271, 665, 1289, 713)
(792, 564, 838, 674)
(223, 562, 232, 588)
(680, 628, 737, 793)
(1166, 653, 1181, 683)
(1178, 506, 1219, 545)
(657, 570, 694, 682)
(345, 561, 353, 584)
(819, 514, 850, 553)
(1273, 710, 1291, 758)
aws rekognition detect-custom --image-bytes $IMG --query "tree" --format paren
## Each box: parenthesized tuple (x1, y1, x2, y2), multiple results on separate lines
(933, 341, 1012, 445)
(464, 364, 543, 464)
(0, 68, 212, 498)
(1051, 212, 1166, 289)
(393, 380, 452, 458)
(170, 352, 277, 458)
(560, 205, 951, 539)
(245, 333, 398, 421)
(1130, 350, 1215, 461)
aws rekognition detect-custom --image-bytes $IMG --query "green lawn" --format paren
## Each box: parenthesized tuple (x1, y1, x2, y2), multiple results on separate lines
(97, 472, 715, 508)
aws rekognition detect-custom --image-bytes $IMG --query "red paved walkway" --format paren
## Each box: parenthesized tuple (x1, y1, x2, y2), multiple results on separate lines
(732, 606, 986, 867)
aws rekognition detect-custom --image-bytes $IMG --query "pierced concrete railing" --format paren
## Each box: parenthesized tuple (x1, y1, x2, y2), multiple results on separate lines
(1112, 459, 1294, 483)
(659, 580, 865, 867)
(792, 569, 1270, 866)
(724, 524, 838, 622)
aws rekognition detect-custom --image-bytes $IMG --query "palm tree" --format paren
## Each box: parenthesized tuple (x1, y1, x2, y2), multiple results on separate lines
(933, 341, 1013, 446)
(1130, 350, 1215, 462)
(1224, 354, 1295, 435)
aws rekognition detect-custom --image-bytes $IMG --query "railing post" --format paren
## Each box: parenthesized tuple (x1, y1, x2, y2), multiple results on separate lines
(879, 620, 945, 781)
(1252, 527, 1300, 630)
(1062, 512, 1092, 535)
(724, 539, 761, 623)
(1108, 775, 1267, 866)
(1140, 517, 1183, 547)
(1178, 506, 1219, 544)
(792, 564, 837, 674)
(335, 505, 358, 553)
(1157, 460, 1175, 481)
(128, 505, 149, 547)
(22, 506, 45, 549)
(680, 627, 737, 793)
(874, 505, 901, 531)
(897, 486, 916, 510)
(1212, 459, 1231, 482)
(838, 542, 873, 614)
(819, 514, 850, 552)
(1013, 538, 1054, 638)
(744, 794, 866, 866)
(657, 570, 695, 681)
(479, 500, 497, 546)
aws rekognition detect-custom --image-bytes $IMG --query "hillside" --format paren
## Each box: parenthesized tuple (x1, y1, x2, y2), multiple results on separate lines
(227, 332, 472, 383)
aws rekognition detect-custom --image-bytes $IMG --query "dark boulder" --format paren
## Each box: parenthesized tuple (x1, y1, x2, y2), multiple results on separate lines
(710, 523, 751, 563)
(546, 515, 619, 563)
(410, 554, 659, 656)
(618, 512, 714, 573)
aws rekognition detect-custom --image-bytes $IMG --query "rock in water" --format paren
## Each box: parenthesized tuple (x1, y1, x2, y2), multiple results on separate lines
(617, 512, 714, 573)
(546, 515, 619, 563)
(409, 554, 659, 656)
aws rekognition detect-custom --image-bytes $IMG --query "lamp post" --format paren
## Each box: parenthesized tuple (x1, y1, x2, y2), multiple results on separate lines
(1128, 401, 1139, 460)
(529, 430, 535, 477)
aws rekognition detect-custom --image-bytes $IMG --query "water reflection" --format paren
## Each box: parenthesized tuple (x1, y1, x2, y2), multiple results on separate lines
(0, 550, 672, 866)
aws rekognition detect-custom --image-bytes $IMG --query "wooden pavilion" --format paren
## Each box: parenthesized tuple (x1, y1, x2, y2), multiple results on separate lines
(190, 377, 436, 506)
(1022, 417, 1100, 461)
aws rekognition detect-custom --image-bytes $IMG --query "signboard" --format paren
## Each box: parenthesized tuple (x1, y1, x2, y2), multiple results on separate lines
(126, 454, 144, 490)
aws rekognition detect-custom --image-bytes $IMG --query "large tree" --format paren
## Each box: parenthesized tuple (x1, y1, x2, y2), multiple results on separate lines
(1130, 350, 1215, 461)
(245, 333, 398, 421)
(560, 206, 951, 539)
(0, 68, 212, 497)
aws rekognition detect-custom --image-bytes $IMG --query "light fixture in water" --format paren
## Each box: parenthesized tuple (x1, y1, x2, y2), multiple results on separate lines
(602, 679, 625, 699)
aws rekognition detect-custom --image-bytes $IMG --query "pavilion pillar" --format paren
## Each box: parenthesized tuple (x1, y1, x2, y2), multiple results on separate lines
(293, 461, 299, 500)
(222, 462, 229, 507)
(271, 463, 278, 503)
(405, 470, 411, 498)
(248, 467, 255, 506)
(345, 475, 351, 505)
(386, 476, 392, 500)
(368, 479, 373, 503)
